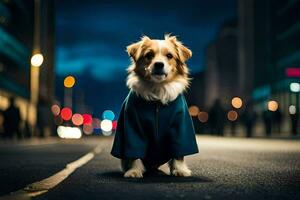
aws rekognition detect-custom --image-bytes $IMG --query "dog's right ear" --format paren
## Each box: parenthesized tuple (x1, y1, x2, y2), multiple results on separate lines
(127, 36, 151, 62)
(126, 42, 141, 62)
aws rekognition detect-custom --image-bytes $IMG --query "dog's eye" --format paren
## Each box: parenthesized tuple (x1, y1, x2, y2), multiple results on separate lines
(145, 52, 154, 60)
(166, 53, 173, 59)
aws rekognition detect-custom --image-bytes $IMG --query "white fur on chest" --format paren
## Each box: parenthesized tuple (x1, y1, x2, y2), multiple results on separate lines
(127, 73, 189, 104)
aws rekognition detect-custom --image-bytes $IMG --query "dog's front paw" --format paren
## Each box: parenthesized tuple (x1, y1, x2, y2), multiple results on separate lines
(124, 169, 143, 178)
(171, 168, 192, 177)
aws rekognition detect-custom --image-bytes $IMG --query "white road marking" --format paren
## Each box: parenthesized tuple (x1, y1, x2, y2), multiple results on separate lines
(0, 144, 102, 200)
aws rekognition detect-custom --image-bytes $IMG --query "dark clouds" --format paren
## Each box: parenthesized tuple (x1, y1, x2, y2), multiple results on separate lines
(55, 0, 236, 81)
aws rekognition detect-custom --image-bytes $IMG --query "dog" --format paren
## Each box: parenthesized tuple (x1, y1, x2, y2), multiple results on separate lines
(111, 35, 198, 178)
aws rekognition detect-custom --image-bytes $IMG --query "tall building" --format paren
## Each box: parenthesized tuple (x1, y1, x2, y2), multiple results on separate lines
(0, 0, 55, 136)
(204, 20, 238, 108)
(274, 0, 300, 111)
(238, 0, 300, 133)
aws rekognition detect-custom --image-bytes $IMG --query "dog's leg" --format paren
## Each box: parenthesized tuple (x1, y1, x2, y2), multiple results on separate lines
(123, 159, 145, 178)
(170, 157, 192, 177)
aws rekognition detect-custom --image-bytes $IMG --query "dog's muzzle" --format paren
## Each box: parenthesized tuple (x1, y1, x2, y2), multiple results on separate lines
(152, 62, 167, 77)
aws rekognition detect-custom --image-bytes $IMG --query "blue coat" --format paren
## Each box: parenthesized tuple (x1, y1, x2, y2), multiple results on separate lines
(111, 91, 199, 168)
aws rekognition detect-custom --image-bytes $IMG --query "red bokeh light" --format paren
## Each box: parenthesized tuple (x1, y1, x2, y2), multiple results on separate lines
(112, 120, 117, 130)
(61, 107, 72, 121)
(82, 114, 92, 125)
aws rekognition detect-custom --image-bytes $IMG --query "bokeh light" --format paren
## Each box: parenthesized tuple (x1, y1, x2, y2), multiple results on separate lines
(289, 105, 296, 115)
(198, 111, 209, 123)
(227, 110, 238, 121)
(61, 107, 72, 121)
(188, 106, 199, 117)
(57, 126, 82, 139)
(72, 113, 83, 126)
(112, 120, 118, 130)
(31, 53, 44, 67)
(101, 119, 113, 132)
(83, 124, 93, 135)
(82, 114, 93, 125)
(64, 75, 76, 88)
(267, 100, 278, 112)
(102, 110, 115, 120)
(290, 82, 300, 92)
(231, 97, 243, 109)
(51, 104, 60, 116)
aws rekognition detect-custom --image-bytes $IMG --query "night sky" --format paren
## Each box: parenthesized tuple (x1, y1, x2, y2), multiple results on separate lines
(55, 0, 237, 81)
(55, 0, 236, 115)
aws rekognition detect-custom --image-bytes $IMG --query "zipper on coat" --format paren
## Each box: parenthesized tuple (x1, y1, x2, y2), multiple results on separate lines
(155, 103, 159, 138)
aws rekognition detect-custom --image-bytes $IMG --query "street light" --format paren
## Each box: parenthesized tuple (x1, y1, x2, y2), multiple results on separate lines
(31, 53, 44, 67)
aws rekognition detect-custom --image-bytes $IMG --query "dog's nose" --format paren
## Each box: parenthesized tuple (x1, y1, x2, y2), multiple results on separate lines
(154, 62, 164, 70)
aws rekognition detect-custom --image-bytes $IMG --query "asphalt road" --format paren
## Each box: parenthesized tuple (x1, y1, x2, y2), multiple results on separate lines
(0, 136, 299, 200)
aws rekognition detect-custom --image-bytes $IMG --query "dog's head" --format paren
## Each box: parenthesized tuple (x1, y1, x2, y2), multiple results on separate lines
(127, 35, 192, 83)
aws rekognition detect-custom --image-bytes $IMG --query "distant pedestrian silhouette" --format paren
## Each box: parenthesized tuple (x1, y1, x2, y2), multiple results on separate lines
(2, 97, 21, 139)
(290, 107, 299, 136)
(263, 110, 272, 136)
(209, 99, 225, 136)
(242, 101, 257, 137)
(273, 108, 282, 134)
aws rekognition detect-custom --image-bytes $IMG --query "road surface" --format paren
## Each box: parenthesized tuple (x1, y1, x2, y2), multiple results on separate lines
(0, 136, 299, 200)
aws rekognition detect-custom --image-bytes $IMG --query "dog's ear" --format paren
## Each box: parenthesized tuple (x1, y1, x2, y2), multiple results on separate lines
(165, 35, 192, 62)
(126, 42, 141, 61)
(127, 36, 151, 61)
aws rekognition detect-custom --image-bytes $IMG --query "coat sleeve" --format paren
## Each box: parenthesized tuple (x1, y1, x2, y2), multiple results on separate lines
(111, 94, 148, 159)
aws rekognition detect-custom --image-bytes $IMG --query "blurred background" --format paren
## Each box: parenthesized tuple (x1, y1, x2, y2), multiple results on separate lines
(0, 0, 299, 140)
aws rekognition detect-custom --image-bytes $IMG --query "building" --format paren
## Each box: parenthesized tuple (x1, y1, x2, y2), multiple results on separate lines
(204, 20, 238, 108)
(238, 0, 300, 134)
(0, 0, 55, 137)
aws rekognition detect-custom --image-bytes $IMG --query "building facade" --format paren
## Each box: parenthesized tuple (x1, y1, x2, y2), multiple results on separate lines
(238, 0, 300, 134)
(204, 20, 238, 108)
(0, 0, 55, 137)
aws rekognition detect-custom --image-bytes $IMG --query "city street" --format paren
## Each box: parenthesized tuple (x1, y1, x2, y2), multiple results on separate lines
(0, 136, 299, 200)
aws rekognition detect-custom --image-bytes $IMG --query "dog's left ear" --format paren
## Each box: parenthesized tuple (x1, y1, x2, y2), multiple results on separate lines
(165, 35, 192, 62)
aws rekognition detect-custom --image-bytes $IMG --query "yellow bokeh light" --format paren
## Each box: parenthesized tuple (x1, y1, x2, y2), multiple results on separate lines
(231, 97, 243, 109)
(227, 110, 238, 121)
(267, 100, 278, 112)
(64, 76, 76, 88)
(198, 111, 208, 123)
(188, 106, 200, 117)
(31, 53, 44, 67)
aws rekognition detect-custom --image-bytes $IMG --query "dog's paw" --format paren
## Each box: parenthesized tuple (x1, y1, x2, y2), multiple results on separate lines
(124, 169, 143, 178)
(171, 168, 192, 177)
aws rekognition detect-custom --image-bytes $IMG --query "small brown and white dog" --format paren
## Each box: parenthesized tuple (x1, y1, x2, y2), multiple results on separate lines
(111, 34, 198, 178)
